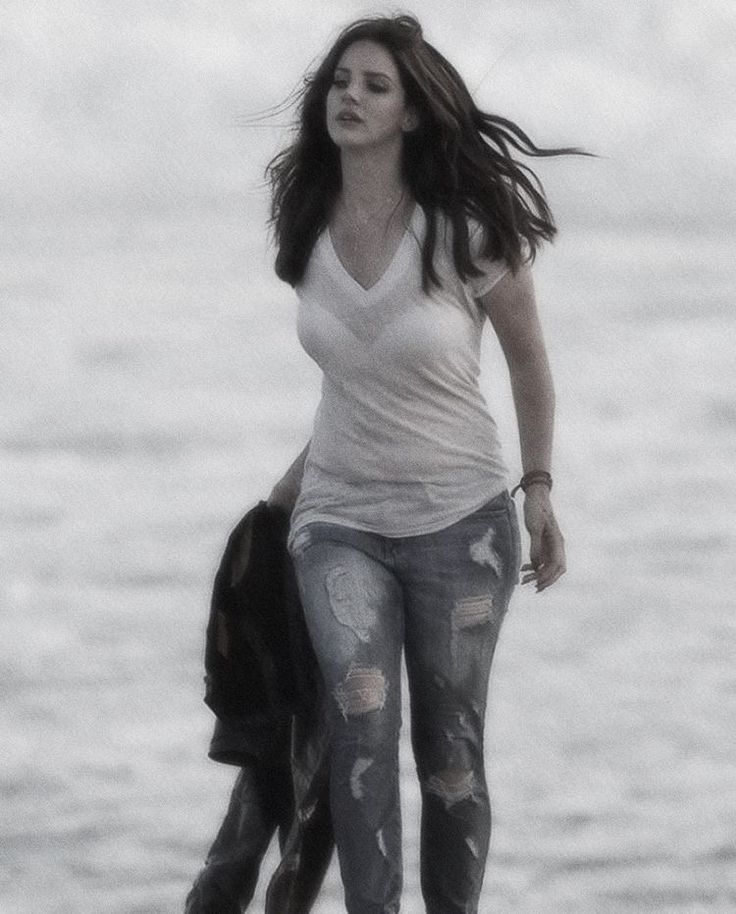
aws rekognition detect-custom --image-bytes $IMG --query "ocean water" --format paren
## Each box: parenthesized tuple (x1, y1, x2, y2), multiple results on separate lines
(1, 209, 734, 913)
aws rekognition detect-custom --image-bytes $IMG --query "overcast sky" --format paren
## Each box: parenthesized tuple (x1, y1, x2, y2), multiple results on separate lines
(2, 0, 734, 227)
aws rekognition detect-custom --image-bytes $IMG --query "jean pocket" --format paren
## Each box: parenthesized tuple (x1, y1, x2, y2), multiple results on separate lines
(471, 490, 512, 518)
(464, 495, 520, 586)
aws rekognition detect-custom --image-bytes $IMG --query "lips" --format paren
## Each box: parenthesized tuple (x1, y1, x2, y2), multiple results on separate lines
(337, 110, 363, 123)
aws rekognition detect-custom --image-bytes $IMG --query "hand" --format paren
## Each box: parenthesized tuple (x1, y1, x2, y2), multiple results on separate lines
(521, 487, 566, 592)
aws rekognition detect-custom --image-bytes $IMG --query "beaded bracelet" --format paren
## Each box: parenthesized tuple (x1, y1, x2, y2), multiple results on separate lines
(511, 470, 553, 497)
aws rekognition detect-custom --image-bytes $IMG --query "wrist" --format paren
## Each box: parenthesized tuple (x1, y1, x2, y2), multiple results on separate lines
(523, 481, 552, 499)
(511, 470, 552, 498)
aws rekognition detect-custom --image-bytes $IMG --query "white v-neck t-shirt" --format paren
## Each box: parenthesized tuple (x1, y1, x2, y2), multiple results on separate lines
(290, 205, 512, 541)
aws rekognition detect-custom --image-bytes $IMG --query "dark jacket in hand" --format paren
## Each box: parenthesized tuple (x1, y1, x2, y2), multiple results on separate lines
(186, 501, 333, 914)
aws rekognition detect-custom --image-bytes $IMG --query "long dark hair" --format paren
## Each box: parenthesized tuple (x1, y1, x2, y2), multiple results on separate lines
(267, 14, 587, 289)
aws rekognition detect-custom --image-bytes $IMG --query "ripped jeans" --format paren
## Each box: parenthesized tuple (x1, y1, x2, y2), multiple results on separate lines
(289, 491, 520, 914)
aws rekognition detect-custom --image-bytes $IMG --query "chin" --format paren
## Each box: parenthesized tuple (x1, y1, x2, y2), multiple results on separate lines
(328, 128, 368, 148)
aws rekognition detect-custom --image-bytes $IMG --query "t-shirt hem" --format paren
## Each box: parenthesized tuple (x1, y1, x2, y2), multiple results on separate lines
(288, 481, 510, 547)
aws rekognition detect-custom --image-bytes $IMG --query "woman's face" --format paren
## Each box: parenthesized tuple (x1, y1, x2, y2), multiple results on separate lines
(325, 40, 415, 151)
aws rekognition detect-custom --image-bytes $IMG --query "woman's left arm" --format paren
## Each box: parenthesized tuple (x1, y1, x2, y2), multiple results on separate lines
(478, 264, 566, 591)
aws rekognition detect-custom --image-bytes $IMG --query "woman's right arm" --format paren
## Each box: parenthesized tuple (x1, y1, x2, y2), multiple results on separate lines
(267, 443, 310, 513)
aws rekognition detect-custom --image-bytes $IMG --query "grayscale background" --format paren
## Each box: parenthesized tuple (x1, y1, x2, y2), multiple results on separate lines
(1, 1, 734, 911)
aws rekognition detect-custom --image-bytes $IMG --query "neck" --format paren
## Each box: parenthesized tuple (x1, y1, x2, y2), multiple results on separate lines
(338, 145, 406, 217)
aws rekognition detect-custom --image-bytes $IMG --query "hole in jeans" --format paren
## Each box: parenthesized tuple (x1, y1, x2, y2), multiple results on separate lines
(453, 595, 496, 629)
(350, 757, 374, 799)
(425, 768, 477, 808)
(334, 666, 387, 718)
(469, 526, 502, 575)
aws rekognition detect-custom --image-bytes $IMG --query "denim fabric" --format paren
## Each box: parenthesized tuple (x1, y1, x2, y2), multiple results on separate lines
(185, 739, 292, 914)
(289, 491, 521, 914)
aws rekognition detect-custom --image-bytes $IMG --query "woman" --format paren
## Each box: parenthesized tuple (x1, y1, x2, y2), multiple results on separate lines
(266, 15, 572, 914)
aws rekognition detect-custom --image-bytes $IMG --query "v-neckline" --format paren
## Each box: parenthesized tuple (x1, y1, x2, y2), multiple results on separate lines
(326, 204, 418, 295)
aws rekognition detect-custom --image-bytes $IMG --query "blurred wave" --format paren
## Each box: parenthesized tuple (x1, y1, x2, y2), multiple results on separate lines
(1, 1, 735, 911)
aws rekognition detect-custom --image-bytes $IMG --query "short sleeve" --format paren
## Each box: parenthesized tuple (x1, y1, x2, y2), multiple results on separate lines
(466, 221, 530, 299)
(467, 257, 511, 299)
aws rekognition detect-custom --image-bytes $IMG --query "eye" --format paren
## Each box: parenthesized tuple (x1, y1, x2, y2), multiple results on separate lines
(332, 76, 348, 88)
(367, 81, 389, 94)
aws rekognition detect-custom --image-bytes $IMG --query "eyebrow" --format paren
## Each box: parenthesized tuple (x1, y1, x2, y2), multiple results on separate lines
(334, 65, 394, 83)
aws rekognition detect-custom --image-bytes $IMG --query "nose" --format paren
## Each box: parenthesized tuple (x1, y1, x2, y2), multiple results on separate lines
(340, 82, 360, 105)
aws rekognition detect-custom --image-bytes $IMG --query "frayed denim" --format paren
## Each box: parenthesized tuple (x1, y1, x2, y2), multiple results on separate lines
(289, 491, 520, 914)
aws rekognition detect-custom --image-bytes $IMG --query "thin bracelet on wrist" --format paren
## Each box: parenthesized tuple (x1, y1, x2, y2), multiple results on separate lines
(511, 470, 553, 498)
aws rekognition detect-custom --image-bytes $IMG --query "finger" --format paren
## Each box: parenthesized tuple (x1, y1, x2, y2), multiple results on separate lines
(535, 562, 566, 591)
(520, 561, 538, 585)
(534, 533, 566, 589)
(521, 549, 567, 588)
